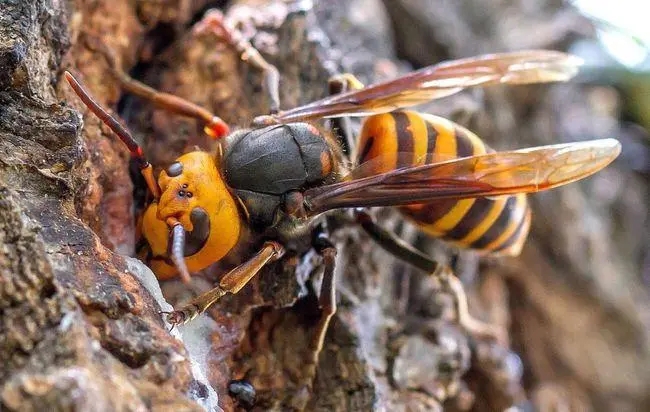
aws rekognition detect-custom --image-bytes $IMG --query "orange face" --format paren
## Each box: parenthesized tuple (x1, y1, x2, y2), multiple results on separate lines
(141, 151, 242, 279)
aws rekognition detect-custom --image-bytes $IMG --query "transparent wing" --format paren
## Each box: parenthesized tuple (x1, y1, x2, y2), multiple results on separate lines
(273, 50, 582, 123)
(304, 139, 620, 213)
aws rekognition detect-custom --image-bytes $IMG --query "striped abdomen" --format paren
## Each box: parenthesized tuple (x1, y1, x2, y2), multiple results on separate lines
(356, 110, 531, 256)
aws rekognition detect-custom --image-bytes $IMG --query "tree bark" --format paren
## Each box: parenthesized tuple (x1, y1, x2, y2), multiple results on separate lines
(1, 0, 648, 411)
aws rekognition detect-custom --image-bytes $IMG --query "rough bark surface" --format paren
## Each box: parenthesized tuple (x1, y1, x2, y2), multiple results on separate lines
(1, 0, 648, 412)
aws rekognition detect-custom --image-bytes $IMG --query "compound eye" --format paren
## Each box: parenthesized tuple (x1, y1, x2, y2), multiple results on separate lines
(166, 161, 183, 177)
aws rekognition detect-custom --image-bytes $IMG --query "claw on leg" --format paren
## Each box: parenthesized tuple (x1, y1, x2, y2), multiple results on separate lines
(159, 310, 184, 332)
(159, 304, 200, 332)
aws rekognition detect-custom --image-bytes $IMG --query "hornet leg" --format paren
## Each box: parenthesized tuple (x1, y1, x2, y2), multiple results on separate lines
(164, 241, 285, 326)
(82, 34, 229, 139)
(302, 225, 338, 396)
(194, 9, 281, 115)
(354, 208, 440, 274)
(353, 209, 504, 342)
(441, 267, 507, 344)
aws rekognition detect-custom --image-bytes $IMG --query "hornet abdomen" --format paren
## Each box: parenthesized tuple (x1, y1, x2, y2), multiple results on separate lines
(357, 110, 531, 256)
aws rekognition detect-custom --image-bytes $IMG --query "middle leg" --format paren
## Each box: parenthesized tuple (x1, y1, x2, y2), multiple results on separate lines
(302, 224, 338, 392)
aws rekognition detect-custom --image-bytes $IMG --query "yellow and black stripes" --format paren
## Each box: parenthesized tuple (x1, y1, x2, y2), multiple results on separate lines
(401, 193, 530, 255)
(357, 110, 532, 256)
(485, 195, 531, 255)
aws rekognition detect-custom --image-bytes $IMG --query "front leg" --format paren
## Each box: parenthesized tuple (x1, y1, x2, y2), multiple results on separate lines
(164, 241, 285, 326)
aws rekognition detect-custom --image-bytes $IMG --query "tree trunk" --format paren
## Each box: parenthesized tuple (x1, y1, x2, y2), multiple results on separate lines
(1, 0, 648, 411)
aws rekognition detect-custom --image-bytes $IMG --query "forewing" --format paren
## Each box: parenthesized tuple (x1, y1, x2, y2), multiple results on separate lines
(274, 50, 582, 123)
(304, 139, 621, 213)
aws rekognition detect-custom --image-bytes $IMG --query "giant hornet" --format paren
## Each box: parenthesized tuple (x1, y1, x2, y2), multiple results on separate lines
(65, 11, 620, 392)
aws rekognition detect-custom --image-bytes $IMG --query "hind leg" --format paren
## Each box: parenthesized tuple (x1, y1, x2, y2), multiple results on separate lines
(354, 209, 505, 342)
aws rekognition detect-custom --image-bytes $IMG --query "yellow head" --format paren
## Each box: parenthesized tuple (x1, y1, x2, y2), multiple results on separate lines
(141, 151, 241, 279)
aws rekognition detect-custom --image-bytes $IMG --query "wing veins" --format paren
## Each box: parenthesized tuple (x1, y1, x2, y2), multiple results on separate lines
(304, 139, 620, 213)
